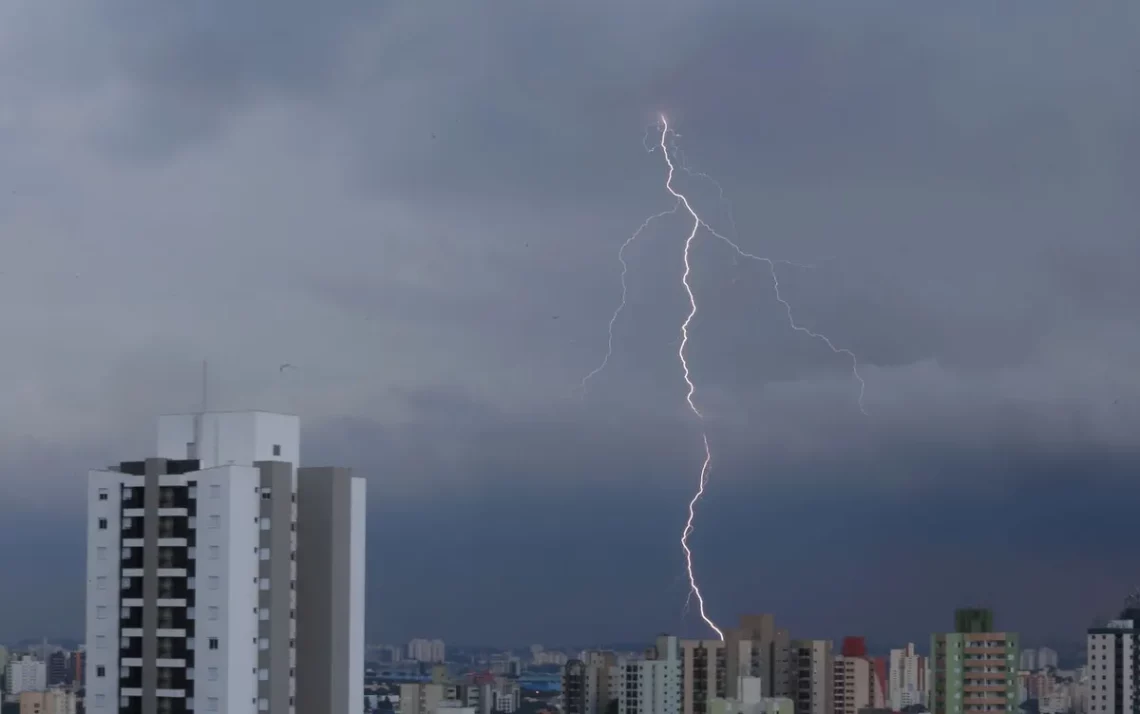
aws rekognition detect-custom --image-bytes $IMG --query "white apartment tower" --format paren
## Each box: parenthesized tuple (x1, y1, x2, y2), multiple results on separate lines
(85, 411, 366, 714)
(1086, 608, 1140, 714)
(888, 643, 927, 710)
(617, 636, 682, 714)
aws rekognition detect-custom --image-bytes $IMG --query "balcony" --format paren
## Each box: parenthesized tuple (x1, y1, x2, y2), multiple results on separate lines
(158, 577, 190, 601)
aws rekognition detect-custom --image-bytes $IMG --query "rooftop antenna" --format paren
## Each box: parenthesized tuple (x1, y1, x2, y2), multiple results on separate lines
(191, 361, 208, 462)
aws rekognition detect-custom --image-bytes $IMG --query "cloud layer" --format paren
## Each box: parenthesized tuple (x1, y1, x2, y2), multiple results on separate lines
(1, 0, 1138, 644)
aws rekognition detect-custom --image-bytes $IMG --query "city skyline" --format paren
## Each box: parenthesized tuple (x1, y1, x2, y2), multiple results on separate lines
(2, 0, 1139, 654)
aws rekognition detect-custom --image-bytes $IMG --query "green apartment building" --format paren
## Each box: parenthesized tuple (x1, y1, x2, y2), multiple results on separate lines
(931, 609, 1020, 714)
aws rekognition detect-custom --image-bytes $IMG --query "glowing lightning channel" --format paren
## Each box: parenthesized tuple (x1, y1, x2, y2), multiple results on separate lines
(656, 113, 868, 642)
(580, 201, 680, 391)
(660, 115, 724, 640)
(659, 115, 869, 416)
(582, 115, 869, 643)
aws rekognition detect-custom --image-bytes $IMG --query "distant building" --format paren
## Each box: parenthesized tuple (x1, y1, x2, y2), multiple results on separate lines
(1020, 649, 1038, 672)
(409, 639, 447, 664)
(46, 651, 67, 687)
(888, 643, 928, 709)
(1037, 648, 1058, 671)
(19, 688, 77, 714)
(5, 656, 47, 695)
(930, 608, 1019, 714)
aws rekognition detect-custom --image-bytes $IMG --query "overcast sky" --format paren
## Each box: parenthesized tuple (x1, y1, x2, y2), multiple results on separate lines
(1, 0, 1138, 649)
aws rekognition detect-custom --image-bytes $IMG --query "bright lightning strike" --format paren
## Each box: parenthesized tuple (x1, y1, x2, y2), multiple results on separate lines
(583, 114, 869, 642)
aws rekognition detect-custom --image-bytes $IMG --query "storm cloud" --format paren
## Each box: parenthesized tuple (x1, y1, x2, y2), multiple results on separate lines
(1, 0, 1138, 646)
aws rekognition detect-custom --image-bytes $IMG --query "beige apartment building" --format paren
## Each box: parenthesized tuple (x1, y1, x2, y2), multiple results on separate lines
(682, 639, 728, 714)
(19, 689, 77, 714)
(725, 614, 792, 699)
(789, 640, 833, 714)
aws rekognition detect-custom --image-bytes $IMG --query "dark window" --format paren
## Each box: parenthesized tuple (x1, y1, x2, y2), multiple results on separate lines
(97, 666, 106, 677)
(98, 518, 108, 530)
(209, 638, 219, 650)
(272, 444, 281, 456)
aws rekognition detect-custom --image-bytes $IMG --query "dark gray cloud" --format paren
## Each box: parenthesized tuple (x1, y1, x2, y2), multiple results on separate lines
(1, 0, 1139, 645)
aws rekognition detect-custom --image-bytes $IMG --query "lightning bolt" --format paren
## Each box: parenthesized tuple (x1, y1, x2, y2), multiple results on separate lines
(583, 114, 868, 642)
(580, 202, 680, 391)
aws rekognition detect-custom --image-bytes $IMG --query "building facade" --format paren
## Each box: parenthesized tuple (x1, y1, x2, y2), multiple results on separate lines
(725, 615, 792, 700)
(789, 640, 833, 714)
(1086, 607, 1140, 714)
(888, 643, 928, 709)
(5, 656, 47, 695)
(931, 608, 1019, 714)
(682, 640, 728, 714)
(617, 636, 682, 714)
(84, 411, 365, 714)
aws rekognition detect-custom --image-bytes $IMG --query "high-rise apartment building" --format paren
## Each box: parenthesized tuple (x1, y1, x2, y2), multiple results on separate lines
(725, 615, 792, 699)
(47, 651, 68, 686)
(1019, 650, 1038, 672)
(407, 639, 447, 664)
(5, 656, 47, 695)
(834, 637, 883, 714)
(1086, 604, 1140, 714)
(789, 640, 833, 714)
(931, 608, 1019, 714)
(1037, 648, 1058, 671)
(888, 643, 927, 709)
(564, 652, 618, 714)
(682, 639, 728, 714)
(617, 636, 682, 714)
(84, 411, 366, 714)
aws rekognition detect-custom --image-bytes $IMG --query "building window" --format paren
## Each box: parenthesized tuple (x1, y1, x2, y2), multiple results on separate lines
(261, 518, 271, 531)
(98, 488, 109, 501)
(96, 606, 108, 619)
(208, 697, 219, 712)
(260, 548, 270, 561)
(260, 579, 270, 591)
(208, 667, 219, 681)
(273, 444, 281, 456)
(209, 545, 220, 559)
(210, 484, 221, 499)
(95, 694, 105, 707)
(209, 607, 219, 620)
(259, 638, 269, 651)
(97, 546, 108, 561)
(208, 576, 220, 590)
(260, 698, 270, 711)
(97, 665, 106, 677)
(95, 635, 107, 650)
(98, 518, 108, 530)
(96, 576, 107, 590)
(209, 638, 219, 650)
(259, 669, 269, 681)
(208, 515, 221, 529)
(259, 609, 269, 621)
